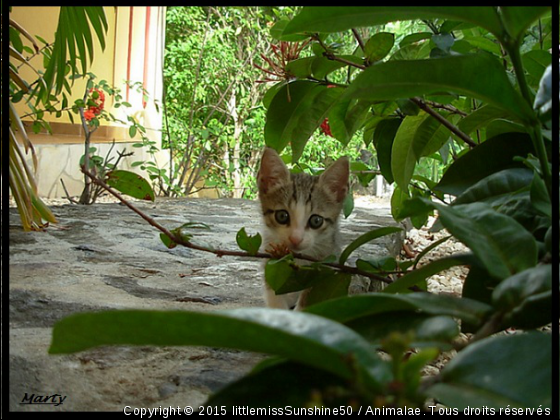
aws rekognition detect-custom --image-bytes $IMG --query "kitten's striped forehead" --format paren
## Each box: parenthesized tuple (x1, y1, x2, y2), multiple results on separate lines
(260, 172, 342, 222)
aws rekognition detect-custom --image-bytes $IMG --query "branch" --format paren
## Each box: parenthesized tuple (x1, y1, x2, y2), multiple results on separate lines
(80, 165, 417, 288)
(411, 97, 477, 148)
(313, 34, 367, 70)
(351, 28, 366, 52)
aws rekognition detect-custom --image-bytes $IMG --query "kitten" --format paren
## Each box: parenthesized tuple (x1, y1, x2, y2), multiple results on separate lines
(257, 147, 349, 310)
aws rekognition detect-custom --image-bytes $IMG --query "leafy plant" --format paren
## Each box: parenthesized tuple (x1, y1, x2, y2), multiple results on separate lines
(50, 7, 553, 411)
(9, 7, 108, 229)
(67, 75, 158, 204)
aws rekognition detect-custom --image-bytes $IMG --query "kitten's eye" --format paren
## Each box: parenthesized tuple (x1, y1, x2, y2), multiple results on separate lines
(275, 210, 290, 225)
(308, 214, 324, 229)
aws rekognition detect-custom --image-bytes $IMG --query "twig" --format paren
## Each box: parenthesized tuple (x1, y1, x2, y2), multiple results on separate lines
(313, 34, 367, 70)
(60, 179, 79, 204)
(80, 165, 411, 288)
(411, 97, 477, 148)
(351, 28, 366, 52)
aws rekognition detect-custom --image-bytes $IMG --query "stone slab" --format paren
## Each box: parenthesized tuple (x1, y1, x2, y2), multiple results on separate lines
(9, 197, 401, 411)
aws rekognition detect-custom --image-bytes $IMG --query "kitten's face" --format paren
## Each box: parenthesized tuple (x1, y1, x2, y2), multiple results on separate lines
(257, 148, 349, 259)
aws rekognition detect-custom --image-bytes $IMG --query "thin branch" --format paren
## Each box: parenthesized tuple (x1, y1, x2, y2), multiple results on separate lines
(411, 97, 477, 148)
(80, 165, 416, 288)
(313, 34, 367, 70)
(351, 28, 366, 52)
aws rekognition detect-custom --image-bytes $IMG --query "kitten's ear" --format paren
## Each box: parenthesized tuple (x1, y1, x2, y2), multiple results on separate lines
(320, 156, 349, 203)
(258, 147, 290, 194)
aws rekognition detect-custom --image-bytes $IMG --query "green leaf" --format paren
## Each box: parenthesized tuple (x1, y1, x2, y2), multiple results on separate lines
(265, 256, 327, 295)
(264, 81, 344, 161)
(348, 313, 459, 350)
(435, 133, 535, 196)
(339, 226, 402, 265)
(306, 272, 351, 307)
(207, 361, 366, 408)
(453, 168, 533, 206)
(372, 118, 401, 184)
(492, 264, 552, 329)
(105, 170, 155, 201)
(159, 232, 178, 249)
(522, 50, 552, 81)
(311, 55, 363, 80)
(529, 172, 551, 218)
(342, 53, 533, 124)
(236, 228, 262, 256)
(49, 308, 392, 393)
(40, 7, 107, 100)
(328, 99, 373, 146)
(306, 292, 492, 328)
(383, 255, 473, 294)
(430, 201, 538, 280)
(428, 332, 551, 409)
(391, 112, 451, 191)
(342, 191, 354, 219)
(285, 57, 314, 78)
(497, 7, 550, 44)
(128, 125, 137, 138)
(283, 7, 504, 41)
(364, 32, 394, 62)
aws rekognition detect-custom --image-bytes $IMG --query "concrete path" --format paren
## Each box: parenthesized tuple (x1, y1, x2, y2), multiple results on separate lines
(9, 196, 401, 411)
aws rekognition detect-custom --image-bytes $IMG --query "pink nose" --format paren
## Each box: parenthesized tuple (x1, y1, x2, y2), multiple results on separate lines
(289, 234, 303, 248)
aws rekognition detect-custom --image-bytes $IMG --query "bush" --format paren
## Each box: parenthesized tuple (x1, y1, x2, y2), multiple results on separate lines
(50, 7, 553, 411)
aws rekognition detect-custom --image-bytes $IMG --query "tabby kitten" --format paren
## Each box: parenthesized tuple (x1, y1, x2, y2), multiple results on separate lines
(257, 147, 349, 310)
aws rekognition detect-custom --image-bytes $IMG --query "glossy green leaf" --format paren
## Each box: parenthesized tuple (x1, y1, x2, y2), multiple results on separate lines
(372, 118, 401, 184)
(497, 7, 550, 44)
(347, 312, 459, 350)
(106, 170, 155, 201)
(283, 7, 504, 41)
(492, 264, 552, 329)
(207, 361, 366, 408)
(306, 292, 492, 328)
(522, 50, 552, 81)
(457, 105, 512, 135)
(285, 57, 314, 78)
(328, 99, 373, 146)
(391, 112, 451, 191)
(49, 308, 392, 392)
(264, 81, 344, 161)
(311, 55, 363, 80)
(342, 54, 533, 124)
(435, 133, 535, 196)
(306, 272, 351, 307)
(383, 255, 473, 294)
(364, 32, 394, 62)
(428, 332, 551, 409)
(236, 228, 262, 256)
(339, 226, 402, 265)
(453, 168, 533, 206)
(431, 201, 538, 280)
(529, 172, 551, 218)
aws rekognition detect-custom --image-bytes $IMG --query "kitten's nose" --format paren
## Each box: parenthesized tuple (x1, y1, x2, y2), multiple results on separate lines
(288, 234, 303, 248)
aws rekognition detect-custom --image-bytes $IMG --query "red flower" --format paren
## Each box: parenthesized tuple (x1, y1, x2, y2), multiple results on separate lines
(255, 40, 310, 83)
(320, 118, 333, 137)
(83, 109, 96, 121)
(84, 88, 105, 122)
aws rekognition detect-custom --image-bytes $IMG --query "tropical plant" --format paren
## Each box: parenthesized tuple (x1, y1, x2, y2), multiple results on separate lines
(9, 7, 108, 229)
(50, 7, 553, 411)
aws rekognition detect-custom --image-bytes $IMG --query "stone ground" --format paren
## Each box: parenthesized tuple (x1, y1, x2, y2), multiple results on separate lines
(9, 195, 404, 412)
